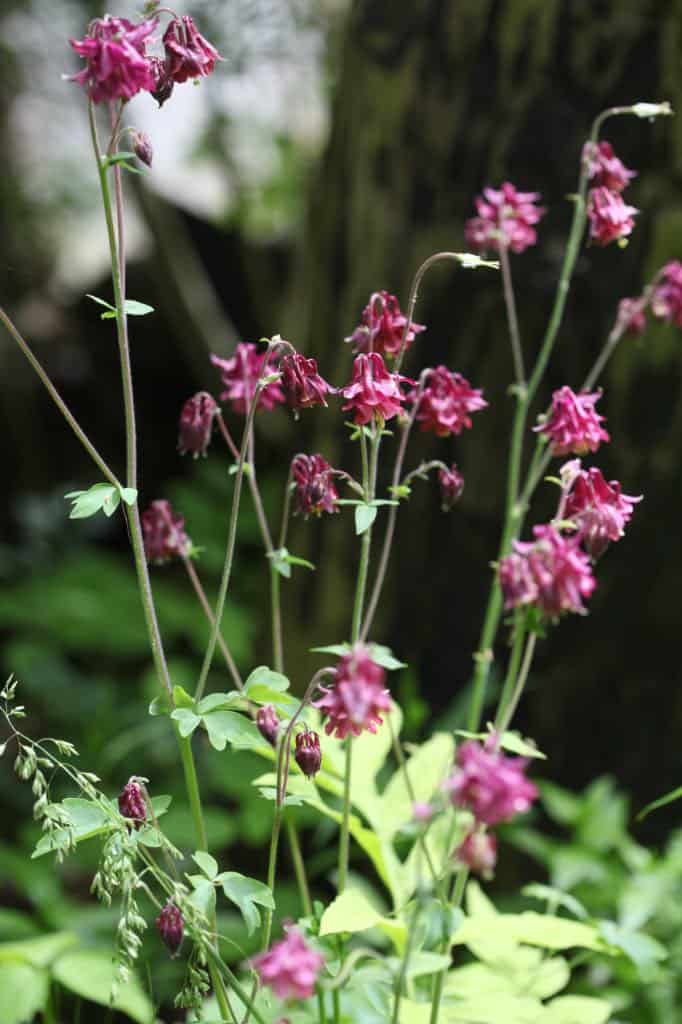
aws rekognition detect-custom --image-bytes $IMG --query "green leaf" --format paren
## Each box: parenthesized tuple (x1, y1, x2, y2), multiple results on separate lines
(203, 710, 263, 752)
(522, 884, 587, 919)
(498, 730, 546, 760)
(243, 666, 297, 710)
(453, 910, 607, 953)
(123, 300, 154, 316)
(188, 877, 216, 919)
(196, 691, 242, 715)
(119, 487, 138, 506)
(172, 684, 195, 708)
(310, 643, 351, 657)
(193, 851, 219, 880)
(103, 150, 137, 167)
(52, 949, 154, 1022)
(598, 920, 667, 969)
(171, 708, 201, 738)
(542, 995, 612, 1024)
(65, 483, 120, 520)
(0, 963, 48, 1024)
(0, 931, 77, 967)
(355, 503, 378, 535)
(319, 889, 384, 936)
(149, 692, 172, 717)
(85, 293, 115, 312)
(367, 644, 407, 670)
(217, 872, 274, 935)
(637, 784, 682, 820)
(32, 799, 113, 858)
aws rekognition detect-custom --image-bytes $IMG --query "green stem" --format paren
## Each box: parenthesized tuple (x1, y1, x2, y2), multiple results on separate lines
(337, 734, 353, 894)
(317, 986, 328, 1024)
(333, 985, 341, 1024)
(183, 556, 243, 690)
(270, 563, 283, 673)
(177, 731, 208, 851)
(495, 632, 538, 739)
(207, 951, 269, 1024)
(429, 870, 467, 1024)
(499, 244, 525, 386)
(493, 612, 527, 733)
(263, 807, 283, 949)
(392, 898, 421, 1024)
(286, 817, 312, 917)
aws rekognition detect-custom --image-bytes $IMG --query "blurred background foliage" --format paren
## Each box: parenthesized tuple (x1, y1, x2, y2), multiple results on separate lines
(1, 0, 682, 1021)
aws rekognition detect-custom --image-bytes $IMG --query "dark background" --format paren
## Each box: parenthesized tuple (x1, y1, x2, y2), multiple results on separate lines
(1, 0, 682, 1015)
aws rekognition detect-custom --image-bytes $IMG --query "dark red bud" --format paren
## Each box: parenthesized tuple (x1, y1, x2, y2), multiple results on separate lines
(294, 729, 321, 778)
(256, 705, 280, 747)
(118, 778, 147, 829)
(156, 901, 184, 956)
(132, 129, 153, 167)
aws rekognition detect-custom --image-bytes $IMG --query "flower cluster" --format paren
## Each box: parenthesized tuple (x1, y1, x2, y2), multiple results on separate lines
(584, 140, 638, 246)
(69, 12, 220, 106)
(341, 353, 412, 425)
(465, 182, 545, 254)
(499, 523, 596, 617)
(345, 290, 425, 358)
(412, 367, 487, 437)
(142, 500, 191, 564)
(314, 645, 391, 740)
(211, 343, 284, 414)
(535, 386, 609, 457)
(251, 925, 324, 1001)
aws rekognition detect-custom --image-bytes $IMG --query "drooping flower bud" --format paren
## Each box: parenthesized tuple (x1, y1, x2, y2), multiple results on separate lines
(131, 129, 153, 168)
(411, 367, 487, 437)
(141, 500, 191, 564)
(587, 186, 638, 246)
(444, 738, 538, 826)
(464, 182, 545, 254)
(68, 16, 157, 104)
(251, 924, 324, 1000)
(279, 353, 331, 411)
(456, 830, 498, 878)
(291, 454, 339, 518)
(438, 464, 465, 510)
(294, 729, 321, 778)
(256, 704, 280, 747)
(178, 392, 219, 457)
(314, 645, 392, 740)
(534, 386, 609, 457)
(118, 777, 147, 829)
(162, 15, 222, 83)
(156, 901, 184, 957)
(652, 260, 682, 328)
(345, 290, 426, 357)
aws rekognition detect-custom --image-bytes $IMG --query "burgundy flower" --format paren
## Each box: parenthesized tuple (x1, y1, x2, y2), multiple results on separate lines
(464, 182, 545, 254)
(341, 353, 412, 425)
(118, 778, 146, 829)
(499, 523, 597, 617)
(211, 343, 284, 414)
(291, 454, 339, 518)
(149, 55, 174, 106)
(587, 187, 638, 246)
(564, 464, 642, 559)
(617, 297, 647, 337)
(534, 386, 610, 457)
(256, 704, 280, 747)
(345, 290, 425, 358)
(178, 392, 218, 457)
(444, 739, 538, 826)
(652, 261, 682, 328)
(314, 645, 391, 740)
(131, 129, 153, 167)
(162, 15, 221, 84)
(583, 141, 636, 193)
(141, 500, 191, 563)
(251, 924, 324, 1001)
(438, 464, 465, 510)
(156, 901, 184, 957)
(69, 16, 157, 104)
(294, 729, 322, 778)
(456, 830, 498, 879)
(412, 366, 487, 437)
(280, 353, 331, 411)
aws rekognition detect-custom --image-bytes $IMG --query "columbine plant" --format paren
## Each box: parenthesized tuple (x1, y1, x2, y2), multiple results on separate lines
(0, 9, 677, 1022)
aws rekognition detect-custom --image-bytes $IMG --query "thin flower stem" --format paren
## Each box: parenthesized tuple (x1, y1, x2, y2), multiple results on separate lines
(207, 950, 269, 1024)
(278, 466, 294, 551)
(177, 730, 208, 851)
(216, 412, 240, 460)
(337, 734, 353, 894)
(182, 556, 243, 690)
(286, 817, 313, 917)
(247, 432, 275, 552)
(499, 244, 525, 386)
(493, 612, 527, 733)
(317, 985, 328, 1024)
(391, 897, 421, 1024)
(495, 632, 538, 739)
(0, 307, 121, 490)
(194, 379, 265, 703)
(270, 565, 284, 673)
(429, 869, 468, 1024)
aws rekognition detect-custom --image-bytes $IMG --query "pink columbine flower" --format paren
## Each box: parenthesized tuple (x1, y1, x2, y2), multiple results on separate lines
(251, 924, 324, 1001)
(69, 16, 157, 104)
(341, 353, 412, 425)
(118, 777, 146, 829)
(456, 830, 498, 879)
(291, 454, 339, 518)
(652, 261, 682, 328)
(314, 645, 392, 740)
(617, 297, 647, 337)
(583, 141, 636, 193)
(256, 704, 280, 747)
(280, 353, 331, 411)
(162, 15, 222, 83)
(141, 500, 191, 564)
(464, 182, 545, 254)
(178, 392, 219, 457)
(156, 901, 184, 957)
(211, 343, 284, 414)
(499, 523, 597, 617)
(438, 464, 465, 510)
(294, 729, 322, 778)
(412, 366, 487, 437)
(444, 739, 538, 826)
(587, 187, 638, 246)
(563, 464, 642, 559)
(535, 386, 610, 457)
(345, 290, 426, 358)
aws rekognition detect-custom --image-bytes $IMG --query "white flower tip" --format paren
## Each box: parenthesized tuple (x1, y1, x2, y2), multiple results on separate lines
(631, 101, 673, 119)
(455, 253, 500, 270)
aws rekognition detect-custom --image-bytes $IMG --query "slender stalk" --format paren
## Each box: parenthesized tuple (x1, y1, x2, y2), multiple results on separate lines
(286, 817, 312, 917)
(493, 612, 527, 732)
(337, 734, 353, 894)
(386, 714, 440, 890)
(429, 869, 467, 1024)
(495, 632, 538, 739)
(392, 898, 421, 1024)
(177, 730, 208, 851)
(207, 951, 269, 1024)
(317, 986, 328, 1024)
(278, 465, 294, 551)
(270, 564, 283, 673)
(499, 244, 525, 386)
(0, 307, 121, 489)
(263, 806, 283, 949)
(182, 556, 243, 690)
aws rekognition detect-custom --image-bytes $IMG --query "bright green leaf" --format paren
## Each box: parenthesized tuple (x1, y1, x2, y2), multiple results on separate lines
(598, 920, 667, 969)
(522, 884, 587, 919)
(119, 487, 138, 506)
(355, 503, 378, 535)
(367, 644, 407, 670)
(217, 873, 274, 935)
(171, 708, 201, 738)
(0, 931, 77, 967)
(52, 949, 154, 1023)
(319, 889, 384, 936)
(172, 685, 195, 708)
(542, 995, 612, 1024)
(498, 730, 546, 760)
(85, 293, 115, 311)
(203, 710, 263, 752)
(0, 963, 48, 1024)
(193, 851, 219, 880)
(196, 691, 242, 715)
(123, 300, 154, 316)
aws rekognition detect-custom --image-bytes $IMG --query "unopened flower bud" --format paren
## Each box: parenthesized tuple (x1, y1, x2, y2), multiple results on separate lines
(132, 129, 153, 167)
(438, 464, 464, 510)
(118, 777, 147, 829)
(631, 101, 672, 119)
(412, 801, 434, 823)
(149, 56, 174, 106)
(178, 391, 218, 457)
(294, 729, 321, 778)
(156, 901, 184, 956)
(256, 704, 280, 747)
(456, 830, 497, 878)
